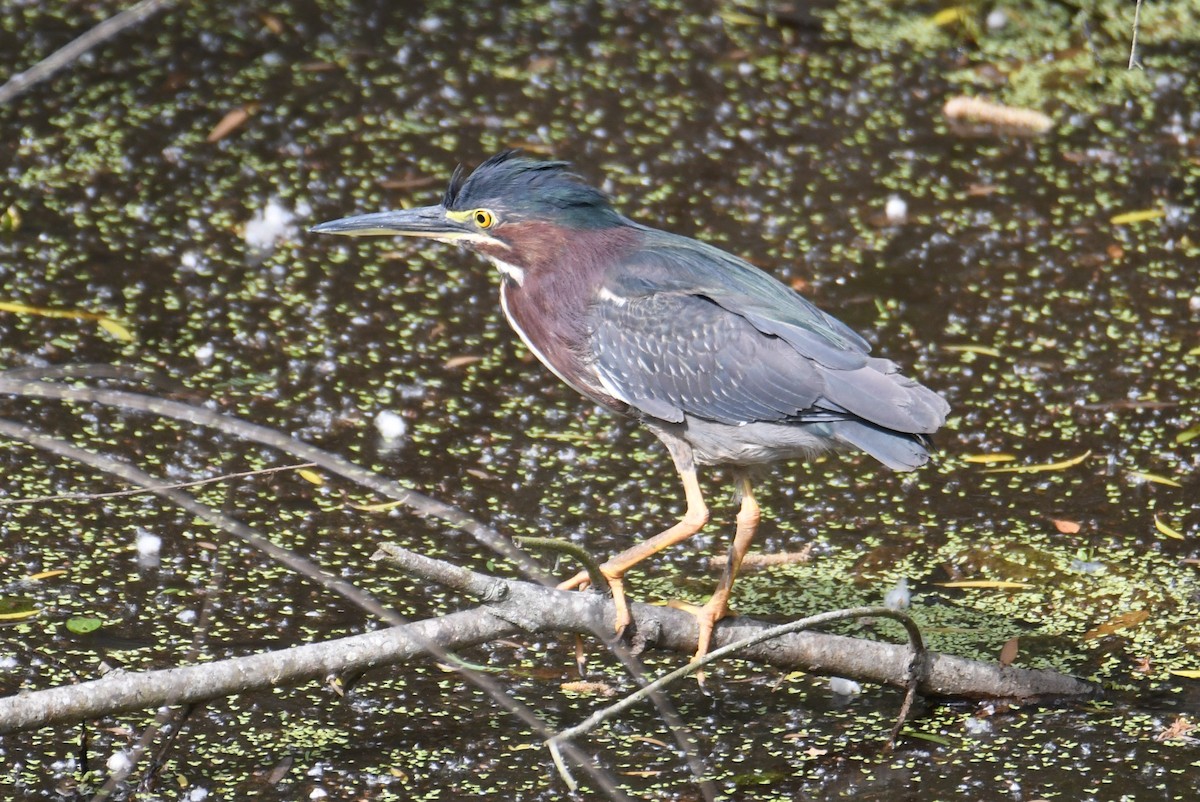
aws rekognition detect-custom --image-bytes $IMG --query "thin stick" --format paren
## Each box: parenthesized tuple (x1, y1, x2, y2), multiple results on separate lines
(0, 0, 179, 105)
(1129, 0, 1144, 70)
(515, 535, 610, 591)
(0, 418, 633, 801)
(0, 378, 546, 580)
(0, 417, 399, 625)
(548, 606, 927, 752)
(0, 462, 315, 506)
(0, 376, 712, 793)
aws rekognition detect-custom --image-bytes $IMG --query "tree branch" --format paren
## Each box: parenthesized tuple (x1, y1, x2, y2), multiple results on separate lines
(0, 552, 1099, 737)
(0, 378, 548, 580)
(0, 0, 179, 105)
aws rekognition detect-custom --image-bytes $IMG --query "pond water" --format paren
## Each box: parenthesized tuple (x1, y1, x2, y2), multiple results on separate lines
(1, 1, 1197, 799)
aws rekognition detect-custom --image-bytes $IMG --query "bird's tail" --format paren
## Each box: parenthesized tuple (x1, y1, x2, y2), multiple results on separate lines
(829, 420, 932, 472)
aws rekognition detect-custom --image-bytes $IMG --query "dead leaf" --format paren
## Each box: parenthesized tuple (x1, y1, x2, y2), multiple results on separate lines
(1176, 424, 1200, 445)
(97, 317, 134, 342)
(1155, 716, 1195, 742)
(26, 569, 67, 581)
(0, 606, 39, 621)
(963, 453, 1017, 464)
(296, 468, 325, 486)
(1129, 471, 1183, 488)
(443, 355, 482, 369)
(627, 735, 669, 748)
(1052, 519, 1081, 534)
(465, 468, 496, 481)
(207, 105, 259, 143)
(983, 450, 1092, 474)
(1155, 516, 1185, 540)
(1110, 209, 1165, 226)
(259, 13, 285, 35)
(264, 754, 293, 784)
(943, 343, 1002, 358)
(350, 499, 404, 512)
(929, 7, 968, 27)
(560, 680, 616, 697)
(0, 300, 134, 340)
(1083, 609, 1150, 641)
(938, 580, 1033, 590)
(999, 637, 1019, 667)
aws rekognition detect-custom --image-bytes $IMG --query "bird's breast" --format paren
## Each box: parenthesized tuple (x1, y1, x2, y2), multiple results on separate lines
(498, 274, 626, 414)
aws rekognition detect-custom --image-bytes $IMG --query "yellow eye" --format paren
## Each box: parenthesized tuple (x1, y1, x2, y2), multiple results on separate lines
(473, 209, 494, 228)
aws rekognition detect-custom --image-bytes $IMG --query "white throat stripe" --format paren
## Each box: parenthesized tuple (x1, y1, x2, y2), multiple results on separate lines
(490, 258, 525, 285)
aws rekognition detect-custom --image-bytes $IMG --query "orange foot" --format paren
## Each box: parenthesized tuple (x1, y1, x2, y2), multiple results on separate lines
(558, 569, 631, 634)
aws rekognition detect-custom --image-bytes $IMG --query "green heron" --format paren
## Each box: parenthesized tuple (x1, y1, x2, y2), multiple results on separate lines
(313, 151, 949, 660)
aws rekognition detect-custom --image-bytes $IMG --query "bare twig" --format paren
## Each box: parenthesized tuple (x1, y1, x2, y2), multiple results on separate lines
(0, 379, 667, 799)
(710, 546, 812, 570)
(942, 96, 1053, 136)
(546, 605, 927, 788)
(0, 530, 634, 800)
(515, 535, 610, 591)
(0, 417, 399, 624)
(0, 377, 546, 580)
(0, 375, 712, 796)
(0, 0, 179, 105)
(0, 461, 316, 506)
(1129, 0, 1144, 70)
(373, 543, 507, 600)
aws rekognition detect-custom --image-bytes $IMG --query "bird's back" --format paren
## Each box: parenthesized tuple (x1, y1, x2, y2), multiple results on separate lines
(585, 225, 949, 470)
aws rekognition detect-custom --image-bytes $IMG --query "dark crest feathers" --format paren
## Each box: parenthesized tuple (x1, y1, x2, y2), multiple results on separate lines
(442, 150, 615, 222)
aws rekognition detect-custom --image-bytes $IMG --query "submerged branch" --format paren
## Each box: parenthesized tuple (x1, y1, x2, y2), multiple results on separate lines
(0, 0, 179, 105)
(0, 377, 546, 580)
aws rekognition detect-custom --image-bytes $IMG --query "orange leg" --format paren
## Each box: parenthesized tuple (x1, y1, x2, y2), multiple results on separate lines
(559, 465, 709, 632)
(692, 476, 760, 662)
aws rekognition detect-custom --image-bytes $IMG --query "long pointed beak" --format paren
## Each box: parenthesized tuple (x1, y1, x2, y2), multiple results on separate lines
(310, 204, 485, 243)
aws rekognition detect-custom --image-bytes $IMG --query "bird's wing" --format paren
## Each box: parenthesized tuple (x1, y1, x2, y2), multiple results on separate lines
(587, 233, 948, 433)
(619, 228, 875, 369)
(588, 290, 827, 425)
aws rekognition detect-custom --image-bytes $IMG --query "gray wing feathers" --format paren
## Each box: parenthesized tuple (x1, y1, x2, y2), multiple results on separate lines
(588, 236, 950, 467)
(590, 290, 949, 436)
(621, 233, 873, 367)
(591, 293, 824, 426)
(821, 357, 949, 433)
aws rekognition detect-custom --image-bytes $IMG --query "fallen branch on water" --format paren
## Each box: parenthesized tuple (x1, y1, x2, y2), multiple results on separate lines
(0, 545, 1099, 737)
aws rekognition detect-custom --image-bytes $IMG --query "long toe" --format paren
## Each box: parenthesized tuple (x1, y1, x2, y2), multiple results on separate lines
(558, 570, 631, 634)
(557, 569, 591, 592)
(607, 573, 632, 634)
(691, 596, 733, 663)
